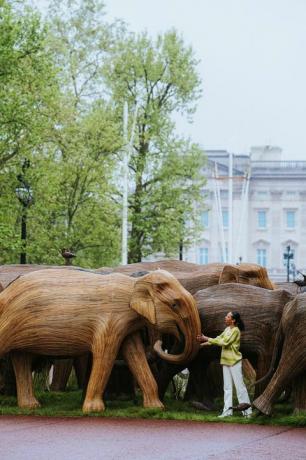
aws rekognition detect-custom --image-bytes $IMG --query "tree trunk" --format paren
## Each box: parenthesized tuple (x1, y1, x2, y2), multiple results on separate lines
(128, 141, 148, 264)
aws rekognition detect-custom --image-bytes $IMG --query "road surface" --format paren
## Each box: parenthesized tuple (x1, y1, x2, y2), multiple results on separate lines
(1, 416, 305, 459)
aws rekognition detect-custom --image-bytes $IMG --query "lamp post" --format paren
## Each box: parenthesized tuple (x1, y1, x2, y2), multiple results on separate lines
(179, 241, 183, 261)
(283, 245, 294, 282)
(15, 160, 33, 264)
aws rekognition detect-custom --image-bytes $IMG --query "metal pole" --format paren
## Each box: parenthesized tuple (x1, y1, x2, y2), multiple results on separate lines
(233, 170, 250, 263)
(287, 245, 290, 282)
(121, 101, 138, 265)
(121, 102, 129, 265)
(214, 163, 226, 262)
(228, 152, 233, 263)
(20, 205, 27, 264)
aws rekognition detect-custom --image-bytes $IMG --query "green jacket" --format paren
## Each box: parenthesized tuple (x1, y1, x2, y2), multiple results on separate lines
(208, 326, 242, 366)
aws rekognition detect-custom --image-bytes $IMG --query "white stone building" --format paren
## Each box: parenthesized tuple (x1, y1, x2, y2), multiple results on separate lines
(184, 146, 306, 281)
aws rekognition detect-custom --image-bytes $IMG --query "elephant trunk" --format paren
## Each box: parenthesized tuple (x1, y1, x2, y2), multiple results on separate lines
(154, 292, 201, 364)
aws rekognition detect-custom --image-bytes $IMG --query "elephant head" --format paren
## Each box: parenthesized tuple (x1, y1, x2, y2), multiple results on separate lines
(218, 263, 275, 290)
(130, 270, 201, 364)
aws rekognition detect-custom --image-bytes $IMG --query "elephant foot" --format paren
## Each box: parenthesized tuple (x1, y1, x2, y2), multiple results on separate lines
(143, 398, 164, 410)
(82, 398, 105, 413)
(18, 397, 41, 410)
(252, 395, 272, 416)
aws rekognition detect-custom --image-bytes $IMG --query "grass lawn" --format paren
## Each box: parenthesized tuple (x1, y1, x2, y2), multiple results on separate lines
(0, 390, 305, 427)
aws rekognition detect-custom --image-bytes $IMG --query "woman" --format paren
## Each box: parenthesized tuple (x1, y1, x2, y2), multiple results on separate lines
(197, 311, 252, 418)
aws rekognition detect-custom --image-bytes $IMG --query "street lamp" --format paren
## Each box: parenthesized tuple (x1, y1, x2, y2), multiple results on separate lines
(283, 245, 294, 282)
(15, 160, 34, 264)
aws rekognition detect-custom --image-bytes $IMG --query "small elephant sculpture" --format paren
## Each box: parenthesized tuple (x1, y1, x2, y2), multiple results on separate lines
(0, 268, 201, 413)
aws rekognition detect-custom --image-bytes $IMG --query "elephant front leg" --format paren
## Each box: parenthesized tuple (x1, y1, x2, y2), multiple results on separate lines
(82, 332, 121, 413)
(10, 351, 40, 409)
(122, 332, 164, 409)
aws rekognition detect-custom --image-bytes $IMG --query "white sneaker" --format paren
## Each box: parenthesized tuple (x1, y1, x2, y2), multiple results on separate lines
(218, 412, 232, 418)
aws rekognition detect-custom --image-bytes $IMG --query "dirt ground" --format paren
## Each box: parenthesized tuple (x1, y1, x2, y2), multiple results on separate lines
(1, 416, 306, 460)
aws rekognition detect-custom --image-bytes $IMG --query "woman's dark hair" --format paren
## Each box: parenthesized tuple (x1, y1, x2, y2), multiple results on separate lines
(231, 311, 245, 331)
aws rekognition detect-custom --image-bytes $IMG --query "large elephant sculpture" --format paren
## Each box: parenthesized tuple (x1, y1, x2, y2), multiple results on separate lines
(156, 283, 292, 403)
(110, 261, 276, 293)
(253, 292, 306, 415)
(0, 269, 201, 412)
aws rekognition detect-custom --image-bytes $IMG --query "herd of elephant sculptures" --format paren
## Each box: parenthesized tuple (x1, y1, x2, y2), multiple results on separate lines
(0, 260, 305, 416)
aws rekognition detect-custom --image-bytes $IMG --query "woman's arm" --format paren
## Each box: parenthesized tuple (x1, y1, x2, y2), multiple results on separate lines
(208, 328, 239, 347)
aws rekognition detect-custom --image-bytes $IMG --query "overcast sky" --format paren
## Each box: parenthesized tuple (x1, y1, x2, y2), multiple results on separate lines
(35, 0, 306, 160)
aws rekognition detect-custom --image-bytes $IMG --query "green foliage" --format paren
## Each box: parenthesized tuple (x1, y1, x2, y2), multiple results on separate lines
(0, 391, 305, 427)
(24, 101, 122, 267)
(0, 0, 58, 169)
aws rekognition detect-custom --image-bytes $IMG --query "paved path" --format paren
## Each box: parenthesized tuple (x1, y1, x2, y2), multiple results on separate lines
(1, 416, 305, 460)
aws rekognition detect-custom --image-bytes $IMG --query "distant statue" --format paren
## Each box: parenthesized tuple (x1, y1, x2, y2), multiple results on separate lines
(60, 248, 76, 266)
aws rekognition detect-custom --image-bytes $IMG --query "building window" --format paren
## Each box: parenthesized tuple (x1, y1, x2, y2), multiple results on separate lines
(257, 249, 267, 267)
(222, 209, 228, 228)
(220, 246, 228, 263)
(257, 191, 268, 198)
(200, 210, 209, 228)
(199, 248, 208, 264)
(286, 211, 295, 229)
(257, 210, 267, 229)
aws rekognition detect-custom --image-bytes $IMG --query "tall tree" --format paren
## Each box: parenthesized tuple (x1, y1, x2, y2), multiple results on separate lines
(0, 0, 123, 267)
(0, 0, 59, 262)
(0, 0, 57, 169)
(29, 0, 124, 266)
(104, 31, 206, 262)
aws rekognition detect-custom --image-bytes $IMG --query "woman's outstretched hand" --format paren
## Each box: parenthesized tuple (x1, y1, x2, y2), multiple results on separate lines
(196, 333, 209, 343)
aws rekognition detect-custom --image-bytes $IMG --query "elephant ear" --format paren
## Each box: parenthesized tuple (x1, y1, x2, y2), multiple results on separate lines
(130, 279, 157, 325)
(219, 265, 239, 284)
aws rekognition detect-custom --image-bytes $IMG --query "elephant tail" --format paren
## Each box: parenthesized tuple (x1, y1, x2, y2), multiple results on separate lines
(251, 320, 284, 387)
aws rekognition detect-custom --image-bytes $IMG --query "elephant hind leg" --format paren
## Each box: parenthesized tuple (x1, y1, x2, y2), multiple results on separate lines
(253, 350, 302, 415)
(50, 359, 73, 392)
(11, 351, 40, 409)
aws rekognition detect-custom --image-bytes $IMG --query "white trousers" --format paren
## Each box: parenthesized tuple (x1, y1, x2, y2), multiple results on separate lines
(222, 360, 252, 416)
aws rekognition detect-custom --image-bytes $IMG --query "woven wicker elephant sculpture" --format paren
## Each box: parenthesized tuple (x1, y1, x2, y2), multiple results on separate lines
(0, 268, 200, 413)
(253, 292, 306, 415)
